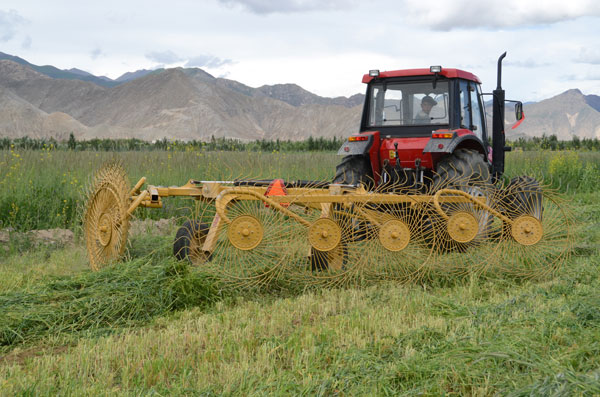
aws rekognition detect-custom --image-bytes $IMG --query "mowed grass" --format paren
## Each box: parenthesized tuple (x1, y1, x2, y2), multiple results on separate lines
(1, 246, 599, 395)
(0, 150, 599, 394)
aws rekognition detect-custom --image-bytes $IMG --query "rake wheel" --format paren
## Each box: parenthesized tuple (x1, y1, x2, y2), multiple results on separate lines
(202, 193, 304, 290)
(378, 219, 411, 252)
(491, 182, 572, 279)
(365, 201, 436, 284)
(305, 193, 436, 287)
(303, 201, 368, 288)
(84, 163, 131, 271)
(510, 215, 543, 246)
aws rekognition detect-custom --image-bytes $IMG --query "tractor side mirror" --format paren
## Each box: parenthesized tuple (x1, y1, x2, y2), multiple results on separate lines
(515, 102, 524, 121)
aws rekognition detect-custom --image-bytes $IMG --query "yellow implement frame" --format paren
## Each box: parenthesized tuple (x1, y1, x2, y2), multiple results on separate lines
(126, 178, 543, 253)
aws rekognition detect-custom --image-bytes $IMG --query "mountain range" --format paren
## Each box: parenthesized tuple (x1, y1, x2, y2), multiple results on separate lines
(509, 89, 600, 140)
(0, 52, 598, 141)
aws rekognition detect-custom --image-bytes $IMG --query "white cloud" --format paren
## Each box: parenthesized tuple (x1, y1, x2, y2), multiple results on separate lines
(185, 55, 233, 68)
(401, 0, 600, 30)
(21, 35, 31, 49)
(0, 9, 25, 41)
(90, 47, 103, 60)
(562, 71, 600, 81)
(0, 0, 597, 102)
(505, 59, 552, 68)
(145, 50, 183, 64)
(217, 0, 356, 14)
(575, 47, 600, 65)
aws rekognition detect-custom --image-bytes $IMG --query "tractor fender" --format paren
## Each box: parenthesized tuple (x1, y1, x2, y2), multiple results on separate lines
(423, 133, 486, 156)
(338, 132, 374, 155)
(337, 131, 381, 183)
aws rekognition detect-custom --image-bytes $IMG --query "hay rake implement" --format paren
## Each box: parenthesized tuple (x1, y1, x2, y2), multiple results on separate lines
(83, 163, 572, 287)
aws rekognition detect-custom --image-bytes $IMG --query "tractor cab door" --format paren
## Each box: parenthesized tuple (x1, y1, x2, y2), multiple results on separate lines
(458, 80, 487, 143)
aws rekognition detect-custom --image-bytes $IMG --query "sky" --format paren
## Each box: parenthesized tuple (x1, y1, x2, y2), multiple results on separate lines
(1, 0, 599, 102)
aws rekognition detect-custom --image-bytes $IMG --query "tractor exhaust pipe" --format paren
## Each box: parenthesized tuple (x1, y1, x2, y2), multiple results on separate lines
(492, 52, 508, 181)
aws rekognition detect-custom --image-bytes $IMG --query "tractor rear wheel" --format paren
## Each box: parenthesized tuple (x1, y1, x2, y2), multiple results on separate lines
(433, 148, 490, 190)
(500, 176, 542, 219)
(173, 220, 211, 264)
(432, 149, 493, 249)
(333, 155, 373, 187)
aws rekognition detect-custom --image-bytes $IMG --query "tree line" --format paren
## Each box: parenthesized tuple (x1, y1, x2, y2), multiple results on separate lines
(0, 134, 345, 152)
(508, 134, 600, 151)
(1, 133, 599, 152)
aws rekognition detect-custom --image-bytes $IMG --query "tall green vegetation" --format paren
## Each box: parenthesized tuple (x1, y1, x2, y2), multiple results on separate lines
(1, 149, 599, 231)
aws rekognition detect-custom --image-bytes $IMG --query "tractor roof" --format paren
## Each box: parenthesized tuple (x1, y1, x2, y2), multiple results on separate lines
(362, 68, 481, 84)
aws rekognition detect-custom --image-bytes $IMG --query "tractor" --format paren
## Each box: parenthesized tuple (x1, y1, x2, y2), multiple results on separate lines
(333, 52, 523, 193)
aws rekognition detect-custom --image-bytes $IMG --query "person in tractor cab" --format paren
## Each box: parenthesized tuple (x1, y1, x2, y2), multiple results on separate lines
(414, 95, 437, 124)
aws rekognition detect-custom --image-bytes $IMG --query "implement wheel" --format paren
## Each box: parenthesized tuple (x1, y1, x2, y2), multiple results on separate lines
(84, 163, 131, 271)
(173, 221, 211, 264)
(310, 245, 347, 272)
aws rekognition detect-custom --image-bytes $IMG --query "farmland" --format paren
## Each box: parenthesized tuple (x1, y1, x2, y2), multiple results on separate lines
(1, 149, 599, 395)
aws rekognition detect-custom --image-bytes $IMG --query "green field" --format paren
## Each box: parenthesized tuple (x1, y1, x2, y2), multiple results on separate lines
(1, 149, 599, 395)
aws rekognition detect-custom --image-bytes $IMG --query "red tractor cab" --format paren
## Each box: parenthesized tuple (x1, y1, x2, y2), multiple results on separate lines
(335, 53, 523, 191)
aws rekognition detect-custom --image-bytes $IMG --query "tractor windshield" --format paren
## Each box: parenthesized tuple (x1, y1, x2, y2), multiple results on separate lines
(367, 81, 449, 127)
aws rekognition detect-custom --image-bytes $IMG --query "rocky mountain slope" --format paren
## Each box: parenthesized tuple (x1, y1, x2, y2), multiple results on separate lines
(511, 89, 600, 140)
(0, 53, 598, 141)
(0, 52, 118, 88)
(0, 60, 361, 141)
(0, 87, 86, 140)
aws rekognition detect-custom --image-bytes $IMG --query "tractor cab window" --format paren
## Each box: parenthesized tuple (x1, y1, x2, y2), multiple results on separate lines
(459, 80, 470, 129)
(368, 81, 449, 127)
(470, 83, 485, 140)
(459, 80, 484, 140)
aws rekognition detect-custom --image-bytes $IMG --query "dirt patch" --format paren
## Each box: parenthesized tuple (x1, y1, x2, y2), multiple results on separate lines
(1, 219, 175, 251)
(0, 228, 74, 249)
(0, 345, 71, 367)
(129, 218, 177, 237)
(0, 230, 9, 244)
(29, 228, 74, 246)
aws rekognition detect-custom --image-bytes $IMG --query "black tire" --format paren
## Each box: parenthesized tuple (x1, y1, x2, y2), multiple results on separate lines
(310, 245, 348, 272)
(330, 155, 372, 266)
(500, 176, 542, 220)
(432, 149, 493, 248)
(173, 220, 211, 263)
(433, 148, 490, 191)
(333, 155, 373, 188)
